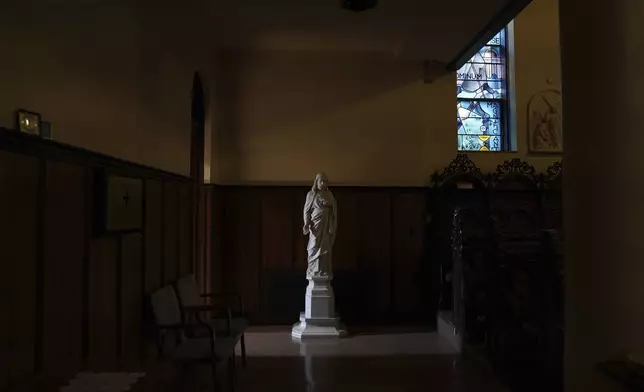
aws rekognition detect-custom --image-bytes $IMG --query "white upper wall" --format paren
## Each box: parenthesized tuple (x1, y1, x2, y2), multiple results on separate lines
(210, 0, 562, 185)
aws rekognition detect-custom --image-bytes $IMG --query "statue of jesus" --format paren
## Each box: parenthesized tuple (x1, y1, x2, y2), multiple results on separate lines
(302, 173, 337, 277)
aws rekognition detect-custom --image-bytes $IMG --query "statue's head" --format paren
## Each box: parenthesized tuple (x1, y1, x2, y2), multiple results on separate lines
(313, 172, 329, 191)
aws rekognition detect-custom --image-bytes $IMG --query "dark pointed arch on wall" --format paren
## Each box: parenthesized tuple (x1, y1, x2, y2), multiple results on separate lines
(190, 72, 208, 294)
(191, 72, 206, 183)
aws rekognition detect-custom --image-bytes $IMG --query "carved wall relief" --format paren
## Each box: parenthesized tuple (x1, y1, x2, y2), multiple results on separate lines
(527, 88, 563, 153)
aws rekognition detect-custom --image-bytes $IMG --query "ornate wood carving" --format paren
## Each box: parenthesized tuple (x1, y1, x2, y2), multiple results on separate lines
(546, 161, 562, 180)
(490, 158, 539, 188)
(541, 161, 563, 230)
(542, 160, 563, 189)
(431, 153, 484, 188)
(430, 155, 564, 392)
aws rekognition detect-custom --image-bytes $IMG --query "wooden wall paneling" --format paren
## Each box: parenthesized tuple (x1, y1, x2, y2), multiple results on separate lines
(42, 161, 85, 373)
(120, 233, 142, 363)
(210, 187, 224, 295)
(330, 189, 359, 323)
(356, 190, 392, 321)
(162, 182, 179, 285)
(226, 188, 261, 322)
(82, 167, 91, 363)
(0, 127, 191, 185)
(0, 263, 5, 389)
(0, 156, 8, 389)
(88, 236, 119, 366)
(178, 185, 192, 278)
(332, 188, 358, 271)
(144, 180, 163, 294)
(260, 188, 298, 324)
(0, 152, 39, 386)
(143, 179, 162, 360)
(261, 188, 294, 270)
(279, 188, 309, 325)
(203, 187, 211, 294)
(292, 188, 309, 273)
(219, 189, 232, 298)
(198, 188, 207, 293)
(391, 191, 426, 318)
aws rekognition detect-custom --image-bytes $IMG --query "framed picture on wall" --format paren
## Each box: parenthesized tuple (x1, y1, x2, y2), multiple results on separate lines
(94, 170, 143, 234)
(16, 109, 41, 136)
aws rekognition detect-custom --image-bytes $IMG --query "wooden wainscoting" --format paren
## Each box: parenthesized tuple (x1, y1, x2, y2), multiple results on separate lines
(208, 185, 433, 326)
(0, 127, 194, 390)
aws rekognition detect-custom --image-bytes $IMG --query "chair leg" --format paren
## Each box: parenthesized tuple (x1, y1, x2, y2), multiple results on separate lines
(240, 333, 247, 368)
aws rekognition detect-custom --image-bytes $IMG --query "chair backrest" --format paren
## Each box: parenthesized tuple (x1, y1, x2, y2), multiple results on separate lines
(175, 274, 202, 308)
(149, 285, 186, 354)
(150, 285, 183, 326)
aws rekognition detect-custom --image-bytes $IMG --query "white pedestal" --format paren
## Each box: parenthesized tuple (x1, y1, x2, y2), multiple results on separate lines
(437, 311, 462, 352)
(292, 275, 347, 339)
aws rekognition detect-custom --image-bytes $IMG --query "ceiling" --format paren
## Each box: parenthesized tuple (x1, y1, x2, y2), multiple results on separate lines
(2, 0, 529, 68)
(205, 0, 522, 65)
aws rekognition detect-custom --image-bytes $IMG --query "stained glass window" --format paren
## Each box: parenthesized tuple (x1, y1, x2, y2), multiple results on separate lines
(457, 29, 508, 152)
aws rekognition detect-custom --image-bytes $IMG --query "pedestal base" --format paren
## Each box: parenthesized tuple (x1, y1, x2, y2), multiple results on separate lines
(437, 311, 462, 352)
(291, 275, 347, 339)
(292, 312, 348, 339)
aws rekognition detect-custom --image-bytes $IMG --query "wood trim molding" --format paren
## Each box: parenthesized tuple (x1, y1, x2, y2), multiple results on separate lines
(203, 184, 427, 191)
(0, 127, 191, 183)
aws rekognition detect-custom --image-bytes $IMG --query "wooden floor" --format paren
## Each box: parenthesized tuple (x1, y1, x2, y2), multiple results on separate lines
(15, 327, 508, 392)
(181, 327, 508, 392)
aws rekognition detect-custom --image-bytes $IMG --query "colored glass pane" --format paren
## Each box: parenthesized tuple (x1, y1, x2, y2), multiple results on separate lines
(458, 135, 502, 152)
(487, 31, 503, 46)
(457, 46, 505, 99)
(457, 101, 502, 135)
(457, 27, 508, 152)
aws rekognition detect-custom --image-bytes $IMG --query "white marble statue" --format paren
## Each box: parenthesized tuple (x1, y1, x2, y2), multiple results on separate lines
(302, 173, 337, 277)
(293, 173, 346, 339)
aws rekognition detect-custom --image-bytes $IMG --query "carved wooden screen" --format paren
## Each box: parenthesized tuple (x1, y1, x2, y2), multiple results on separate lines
(540, 161, 563, 231)
(429, 154, 488, 314)
(489, 158, 541, 236)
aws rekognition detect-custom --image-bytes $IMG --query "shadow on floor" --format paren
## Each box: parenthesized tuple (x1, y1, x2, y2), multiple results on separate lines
(247, 325, 436, 336)
(347, 326, 436, 336)
(177, 354, 507, 392)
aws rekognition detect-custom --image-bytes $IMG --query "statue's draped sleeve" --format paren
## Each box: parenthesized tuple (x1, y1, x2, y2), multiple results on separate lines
(303, 191, 314, 228)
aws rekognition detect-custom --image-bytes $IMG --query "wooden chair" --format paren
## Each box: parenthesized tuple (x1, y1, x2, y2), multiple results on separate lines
(148, 285, 237, 391)
(175, 275, 249, 367)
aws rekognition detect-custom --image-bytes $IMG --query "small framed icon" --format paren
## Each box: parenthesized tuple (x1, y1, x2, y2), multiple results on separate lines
(16, 109, 41, 136)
